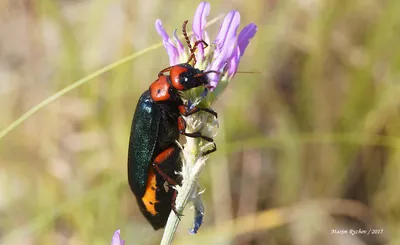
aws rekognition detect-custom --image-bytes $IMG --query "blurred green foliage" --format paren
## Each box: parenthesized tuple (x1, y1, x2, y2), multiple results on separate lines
(1, 0, 400, 244)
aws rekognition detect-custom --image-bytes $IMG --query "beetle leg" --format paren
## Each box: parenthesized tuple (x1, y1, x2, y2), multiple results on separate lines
(202, 142, 217, 156)
(178, 105, 218, 118)
(152, 147, 180, 186)
(178, 117, 214, 142)
(152, 163, 179, 186)
(171, 190, 184, 219)
(151, 147, 185, 217)
(195, 107, 218, 118)
(152, 164, 184, 219)
(181, 131, 214, 142)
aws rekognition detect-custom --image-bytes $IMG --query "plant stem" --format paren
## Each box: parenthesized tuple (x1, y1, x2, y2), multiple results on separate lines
(160, 134, 203, 245)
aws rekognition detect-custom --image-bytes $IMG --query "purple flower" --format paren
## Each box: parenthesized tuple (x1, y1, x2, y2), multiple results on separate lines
(192, 1, 210, 64)
(155, 2, 257, 91)
(226, 23, 257, 78)
(189, 192, 205, 234)
(111, 229, 126, 245)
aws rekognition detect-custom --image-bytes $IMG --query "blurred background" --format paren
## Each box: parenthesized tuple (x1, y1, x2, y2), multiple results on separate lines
(0, 0, 399, 244)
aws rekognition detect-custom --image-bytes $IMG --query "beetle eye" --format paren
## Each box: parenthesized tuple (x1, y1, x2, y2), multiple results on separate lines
(184, 77, 188, 82)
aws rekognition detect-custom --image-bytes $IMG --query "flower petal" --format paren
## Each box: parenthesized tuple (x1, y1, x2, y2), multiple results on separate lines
(192, 2, 210, 40)
(189, 195, 205, 234)
(237, 23, 257, 57)
(192, 2, 210, 65)
(155, 19, 179, 65)
(227, 46, 240, 77)
(214, 11, 240, 55)
(111, 229, 125, 245)
(226, 23, 257, 77)
(173, 29, 185, 56)
(206, 11, 240, 88)
(155, 19, 170, 42)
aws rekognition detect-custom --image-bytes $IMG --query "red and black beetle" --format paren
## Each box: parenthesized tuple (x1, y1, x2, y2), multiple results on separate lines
(127, 20, 217, 230)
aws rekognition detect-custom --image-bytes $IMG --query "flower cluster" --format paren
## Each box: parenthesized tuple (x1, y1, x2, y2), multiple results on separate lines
(156, 1, 257, 99)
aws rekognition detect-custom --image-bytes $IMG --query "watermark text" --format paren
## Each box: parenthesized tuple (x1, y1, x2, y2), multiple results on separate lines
(330, 229, 383, 236)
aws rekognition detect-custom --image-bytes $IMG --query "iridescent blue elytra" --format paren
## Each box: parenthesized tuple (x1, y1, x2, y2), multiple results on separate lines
(128, 91, 160, 196)
(127, 88, 182, 230)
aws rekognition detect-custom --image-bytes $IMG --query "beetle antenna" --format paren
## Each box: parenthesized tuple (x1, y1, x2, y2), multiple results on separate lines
(183, 21, 210, 66)
(182, 20, 197, 66)
(193, 70, 220, 78)
(182, 21, 193, 54)
(182, 20, 192, 57)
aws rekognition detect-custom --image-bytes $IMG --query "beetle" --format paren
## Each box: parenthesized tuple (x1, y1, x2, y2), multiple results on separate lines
(127, 20, 218, 230)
